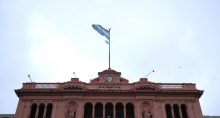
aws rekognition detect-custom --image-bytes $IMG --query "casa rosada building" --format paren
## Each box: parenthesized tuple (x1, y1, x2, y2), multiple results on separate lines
(14, 69, 204, 118)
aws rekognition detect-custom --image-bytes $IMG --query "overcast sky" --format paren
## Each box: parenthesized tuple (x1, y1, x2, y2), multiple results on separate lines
(0, 0, 220, 116)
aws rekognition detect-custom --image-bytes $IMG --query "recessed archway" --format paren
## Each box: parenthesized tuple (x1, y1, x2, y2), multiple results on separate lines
(29, 103, 37, 118)
(181, 104, 188, 118)
(95, 102, 103, 118)
(126, 103, 134, 118)
(45, 103, 53, 118)
(165, 104, 172, 118)
(116, 102, 124, 118)
(84, 102, 93, 118)
(173, 104, 180, 118)
(105, 102, 113, 118)
(37, 103, 45, 118)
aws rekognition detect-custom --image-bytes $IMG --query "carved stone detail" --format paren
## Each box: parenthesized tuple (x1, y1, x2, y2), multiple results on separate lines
(142, 101, 153, 118)
(65, 101, 77, 118)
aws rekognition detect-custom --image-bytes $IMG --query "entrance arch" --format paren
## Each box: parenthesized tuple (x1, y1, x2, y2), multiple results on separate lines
(105, 102, 113, 118)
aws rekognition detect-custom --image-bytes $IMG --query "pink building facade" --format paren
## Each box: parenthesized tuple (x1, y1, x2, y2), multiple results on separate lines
(14, 69, 203, 118)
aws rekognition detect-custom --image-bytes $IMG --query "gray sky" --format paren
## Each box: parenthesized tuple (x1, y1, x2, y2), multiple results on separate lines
(0, 0, 220, 115)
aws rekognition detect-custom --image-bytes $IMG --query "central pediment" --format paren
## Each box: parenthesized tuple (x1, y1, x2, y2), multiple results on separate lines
(90, 69, 128, 84)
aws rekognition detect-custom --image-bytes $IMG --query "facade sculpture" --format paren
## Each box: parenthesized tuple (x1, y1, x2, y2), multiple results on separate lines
(66, 102, 76, 118)
(142, 102, 153, 118)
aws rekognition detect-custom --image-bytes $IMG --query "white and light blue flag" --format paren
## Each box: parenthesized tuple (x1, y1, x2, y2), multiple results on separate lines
(92, 24, 111, 44)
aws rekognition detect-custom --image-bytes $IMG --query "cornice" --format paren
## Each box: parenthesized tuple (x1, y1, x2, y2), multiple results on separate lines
(15, 88, 203, 98)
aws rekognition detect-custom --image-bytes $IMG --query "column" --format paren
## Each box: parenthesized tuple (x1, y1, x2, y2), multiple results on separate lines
(159, 102, 164, 118)
(114, 104, 116, 118)
(171, 107, 175, 118)
(77, 101, 84, 118)
(93, 104, 95, 118)
(179, 105, 183, 118)
(43, 105, 47, 118)
(35, 104, 39, 118)
(134, 102, 140, 118)
(103, 105, 105, 118)
(123, 105, 126, 118)
(51, 102, 56, 118)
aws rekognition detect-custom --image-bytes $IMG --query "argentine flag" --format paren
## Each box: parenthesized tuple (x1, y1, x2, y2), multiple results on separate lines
(92, 24, 111, 44)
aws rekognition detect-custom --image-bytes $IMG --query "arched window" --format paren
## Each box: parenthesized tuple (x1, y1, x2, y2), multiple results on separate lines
(37, 103, 45, 118)
(46, 103, 53, 118)
(84, 102, 93, 118)
(105, 102, 113, 118)
(29, 103, 37, 118)
(165, 104, 172, 118)
(173, 104, 180, 118)
(126, 103, 134, 118)
(95, 102, 103, 118)
(116, 102, 124, 118)
(181, 104, 188, 118)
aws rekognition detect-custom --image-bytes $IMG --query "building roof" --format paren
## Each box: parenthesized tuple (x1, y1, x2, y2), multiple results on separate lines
(0, 114, 14, 118)
(15, 69, 203, 98)
(204, 116, 220, 118)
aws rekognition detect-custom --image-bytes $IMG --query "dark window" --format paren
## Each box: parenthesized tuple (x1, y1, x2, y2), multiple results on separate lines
(37, 103, 45, 118)
(181, 104, 188, 118)
(46, 103, 53, 118)
(105, 102, 113, 118)
(95, 102, 103, 118)
(126, 103, 134, 118)
(116, 102, 124, 118)
(173, 104, 180, 118)
(84, 102, 93, 118)
(165, 104, 172, 118)
(29, 103, 37, 118)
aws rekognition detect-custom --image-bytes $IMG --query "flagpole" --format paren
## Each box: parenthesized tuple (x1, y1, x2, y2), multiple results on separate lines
(91, 24, 111, 69)
(109, 29, 111, 70)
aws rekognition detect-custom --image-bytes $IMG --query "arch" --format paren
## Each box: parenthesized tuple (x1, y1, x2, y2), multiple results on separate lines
(181, 104, 188, 118)
(173, 104, 180, 118)
(116, 102, 124, 118)
(29, 103, 37, 118)
(84, 102, 93, 118)
(165, 104, 172, 118)
(95, 102, 103, 118)
(37, 103, 45, 118)
(105, 102, 113, 118)
(126, 103, 134, 118)
(46, 103, 53, 118)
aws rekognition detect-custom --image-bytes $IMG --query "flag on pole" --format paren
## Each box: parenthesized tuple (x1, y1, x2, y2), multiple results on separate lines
(105, 40, 110, 44)
(92, 24, 110, 44)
